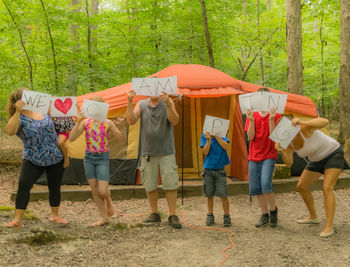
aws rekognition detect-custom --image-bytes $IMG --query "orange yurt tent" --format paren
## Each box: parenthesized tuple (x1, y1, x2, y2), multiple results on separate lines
(63, 64, 317, 185)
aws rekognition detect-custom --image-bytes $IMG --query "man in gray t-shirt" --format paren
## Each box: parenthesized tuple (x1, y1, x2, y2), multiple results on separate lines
(126, 89, 182, 229)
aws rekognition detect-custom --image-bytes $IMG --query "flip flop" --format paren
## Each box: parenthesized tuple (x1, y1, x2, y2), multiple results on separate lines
(4, 221, 23, 228)
(50, 217, 67, 224)
(90, 221, 109, 227)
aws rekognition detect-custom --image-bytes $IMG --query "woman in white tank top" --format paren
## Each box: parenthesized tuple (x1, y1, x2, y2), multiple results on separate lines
(276, 117, 344, 238)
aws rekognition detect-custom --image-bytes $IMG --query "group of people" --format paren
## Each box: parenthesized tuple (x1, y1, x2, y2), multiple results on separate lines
(3, 87, 346, 238)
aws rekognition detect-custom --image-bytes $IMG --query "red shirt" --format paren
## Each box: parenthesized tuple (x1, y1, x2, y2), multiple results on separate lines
(244, 112, 281, 161)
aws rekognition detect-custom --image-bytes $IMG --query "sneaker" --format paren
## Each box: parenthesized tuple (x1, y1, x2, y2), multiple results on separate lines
(255, 213, 269, 227)
(223, 214, 232, 227)
(269, 207, 278, 227)
(168, 215, 182, 229)
(206, 213, 215, 226)
(143, 213, 161, 223)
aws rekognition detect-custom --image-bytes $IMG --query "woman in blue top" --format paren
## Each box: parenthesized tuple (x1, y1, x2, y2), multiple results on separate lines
(4, 88, 66, 228)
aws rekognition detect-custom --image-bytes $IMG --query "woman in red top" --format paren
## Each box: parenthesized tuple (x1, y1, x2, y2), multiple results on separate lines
(245, 88, 281, 227)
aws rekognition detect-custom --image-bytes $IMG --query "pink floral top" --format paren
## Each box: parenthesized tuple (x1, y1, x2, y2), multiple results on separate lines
(85, 119, 109, 153)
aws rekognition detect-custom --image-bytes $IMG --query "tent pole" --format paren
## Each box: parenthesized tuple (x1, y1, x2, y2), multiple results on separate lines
(181, 95, 184, 205)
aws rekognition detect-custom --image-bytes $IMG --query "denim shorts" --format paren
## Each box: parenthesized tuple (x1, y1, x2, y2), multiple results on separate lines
(202, 168, 228, 198)
(249, 159, 275, 196)
(305, 147, 345, 174)
(84, 151, 110, 181)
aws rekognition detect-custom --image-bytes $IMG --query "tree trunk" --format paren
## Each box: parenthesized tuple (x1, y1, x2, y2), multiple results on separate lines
(257, 0, 265, 85)
(39, 0, 59, 93)
(68, 0, 81, 95)
(319, 12, 326, 118)
(2, 0, 33, 87)
(199, 0, 215, 68)
(85, 0, 95, 91)
(339, 0, 350, 153)
(286, 0, 303, 94)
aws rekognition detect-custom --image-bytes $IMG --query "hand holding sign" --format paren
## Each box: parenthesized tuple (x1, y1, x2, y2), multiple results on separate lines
(269, 116, 300, 149)
(50, 97, 77, 117)
(132, 76, 177, 96)
(21, 90, 51, 114)
(203, 115, 230, 138)
(239, 91, 287, 114)
(81, 100, 109, 122)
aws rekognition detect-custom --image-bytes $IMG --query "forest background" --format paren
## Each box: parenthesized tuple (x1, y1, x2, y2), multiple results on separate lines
(0, 0, 348, 142)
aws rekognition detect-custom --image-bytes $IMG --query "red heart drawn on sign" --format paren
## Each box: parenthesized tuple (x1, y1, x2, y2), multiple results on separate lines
(54, 98, 73, 115)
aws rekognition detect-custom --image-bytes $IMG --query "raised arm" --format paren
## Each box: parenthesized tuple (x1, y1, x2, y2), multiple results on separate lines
(69, 106, 87, 142)
(269, 108, 277, 134)
(161, 91, 179, 126)
(215, 136, 229, 150)
(126, 90, 141, 125)
(246, 109, 255, 141)
(202, 132, 212, 156)
(5, 100, 25, 136)
(292, 117, 329, 137)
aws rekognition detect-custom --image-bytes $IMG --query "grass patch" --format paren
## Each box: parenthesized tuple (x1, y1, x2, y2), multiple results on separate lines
(109, 222, 145, 231)
(0, 206, 40, 221)
(14, 227, 75, 245)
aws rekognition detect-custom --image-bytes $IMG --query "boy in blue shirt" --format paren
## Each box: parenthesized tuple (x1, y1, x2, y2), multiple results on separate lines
(200, 132, 232, 227)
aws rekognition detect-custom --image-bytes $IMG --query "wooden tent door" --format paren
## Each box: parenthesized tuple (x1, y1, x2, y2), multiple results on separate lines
(174, 95, 235, 179)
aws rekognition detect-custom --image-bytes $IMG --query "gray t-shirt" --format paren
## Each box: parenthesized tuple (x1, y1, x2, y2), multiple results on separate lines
(138, 98, 175, 156)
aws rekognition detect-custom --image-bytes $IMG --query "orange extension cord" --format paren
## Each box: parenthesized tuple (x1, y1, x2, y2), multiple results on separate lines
(117, 210, 236, 267)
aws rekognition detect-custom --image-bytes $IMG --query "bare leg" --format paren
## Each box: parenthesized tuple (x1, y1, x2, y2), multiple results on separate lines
(221, 197, 230, 214)
(88, 179, 109, 225)
(165, 190, 177, 216)
(207, 197, 214, 213)
(58, 134, 69, 168)
(297, 170, 322, 219)
(13, 209, 25, 225)
(257, 194, 268, 214)
(265, 192, 276, 211)
(105, 190, 115, 217)
(322, 168, 342, 234)
(50, 206, 67, 224)
(146, 189, 158, 213)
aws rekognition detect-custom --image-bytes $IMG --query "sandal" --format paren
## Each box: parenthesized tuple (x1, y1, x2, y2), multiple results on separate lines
(91, 220, 109, 227)
(50, 217, 67, 224)
(4, 221, 23, 228)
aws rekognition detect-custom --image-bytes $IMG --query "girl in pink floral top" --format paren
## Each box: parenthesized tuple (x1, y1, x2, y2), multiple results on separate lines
(69, 97, 124, 226)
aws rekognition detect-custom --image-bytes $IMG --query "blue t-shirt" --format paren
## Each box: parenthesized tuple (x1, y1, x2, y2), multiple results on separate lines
(17, 114, 63, 166)
(200, 134, 231, 170)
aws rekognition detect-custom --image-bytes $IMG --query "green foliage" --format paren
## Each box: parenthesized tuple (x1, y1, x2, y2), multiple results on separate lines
(0, 205, 40, 220)
(0, 0, 341, 118)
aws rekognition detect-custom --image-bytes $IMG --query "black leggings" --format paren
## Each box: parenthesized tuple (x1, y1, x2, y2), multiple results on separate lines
(16, 159, 64, 210)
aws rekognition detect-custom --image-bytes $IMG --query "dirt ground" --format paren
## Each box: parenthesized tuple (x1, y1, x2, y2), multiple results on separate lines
(1, 165, 350, 267)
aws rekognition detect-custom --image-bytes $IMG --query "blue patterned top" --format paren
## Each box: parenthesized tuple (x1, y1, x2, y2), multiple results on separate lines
(17, 114, 63, 166)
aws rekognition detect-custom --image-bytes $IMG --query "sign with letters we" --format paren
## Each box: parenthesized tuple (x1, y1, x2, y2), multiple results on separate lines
(239, 91, 288, 114)
(81, 100, 109, 122)
(21, 90, 51, 114)
(202, 115, 230, 138)
(269, 116, 300, 149)
(132, 76, 177, 96)
(50, 97, 77, 117)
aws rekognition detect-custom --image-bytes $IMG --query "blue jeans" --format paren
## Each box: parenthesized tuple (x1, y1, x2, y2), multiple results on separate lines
(249, 159, 275, 196)
(84, 151, 110, 181)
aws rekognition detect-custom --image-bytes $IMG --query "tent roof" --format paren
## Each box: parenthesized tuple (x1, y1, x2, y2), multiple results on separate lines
(77, 64, 317, 117)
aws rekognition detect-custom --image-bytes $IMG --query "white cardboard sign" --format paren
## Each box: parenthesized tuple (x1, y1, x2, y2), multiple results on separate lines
(21, 91, 51, 114)
(132, 76, 178, 96)
(269, 116, 300, 149)
(81, 100, 109, 122)
(203, 115, 230, 138)
(239, 91, 288, 114)
(50, 97, 77, 117)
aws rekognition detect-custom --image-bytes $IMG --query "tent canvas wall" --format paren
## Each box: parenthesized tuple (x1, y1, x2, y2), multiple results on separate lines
(59, 64, 317, 185)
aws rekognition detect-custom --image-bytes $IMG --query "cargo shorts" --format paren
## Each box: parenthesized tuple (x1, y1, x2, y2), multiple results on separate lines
(139, 154, 179, 192)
